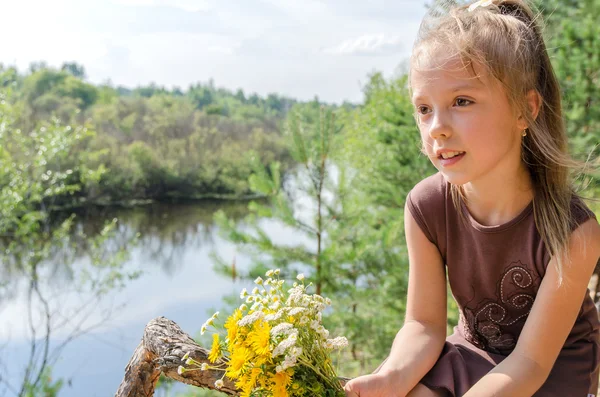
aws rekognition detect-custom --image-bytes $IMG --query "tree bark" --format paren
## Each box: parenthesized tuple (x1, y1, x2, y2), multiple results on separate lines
(114, 316, 237, 397)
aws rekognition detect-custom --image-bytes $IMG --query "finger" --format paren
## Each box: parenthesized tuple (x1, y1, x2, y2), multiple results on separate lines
(344, 389, 360, 397)
(344, 382, 360, 397)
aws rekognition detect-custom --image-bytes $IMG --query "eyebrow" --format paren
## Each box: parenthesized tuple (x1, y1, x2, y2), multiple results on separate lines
(412, 83, 484, 103)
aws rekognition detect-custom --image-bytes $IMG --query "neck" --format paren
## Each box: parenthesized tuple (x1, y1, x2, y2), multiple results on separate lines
(461, 162, 534, 226)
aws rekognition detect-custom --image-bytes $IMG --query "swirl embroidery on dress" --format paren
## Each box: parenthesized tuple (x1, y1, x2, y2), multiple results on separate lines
(460, 261, 539, 354)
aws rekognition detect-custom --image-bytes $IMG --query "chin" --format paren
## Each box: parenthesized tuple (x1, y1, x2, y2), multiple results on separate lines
(436, 168, 471, 187)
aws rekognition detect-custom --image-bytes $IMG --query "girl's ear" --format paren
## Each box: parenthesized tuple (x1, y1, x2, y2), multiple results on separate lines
(518, 89, 542, 129)
(527, 89, 542, 121)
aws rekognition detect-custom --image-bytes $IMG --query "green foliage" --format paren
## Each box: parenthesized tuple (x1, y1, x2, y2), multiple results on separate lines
(209, 68, 492, 382)
(0, 89, 136, 280)
(0, 64, 306, 206)
(0, 89, 139, 393)
(185, 80, 296, 119)
(212, 105, 344, 291)
(22, 367, 63, 397)
(21, 67, 98, 123)
(324, 72, 439, 374)
(0, 64, 20, 88)
(545, 0, 600, 184)
(536, 0, 600, 205)
(211, 93, 430, 379)
(61, 62, 86, 79)
(1, 98, 87, 225)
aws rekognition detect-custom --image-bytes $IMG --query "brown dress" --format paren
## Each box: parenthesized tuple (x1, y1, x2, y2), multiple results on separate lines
(406, 172, 600, 396)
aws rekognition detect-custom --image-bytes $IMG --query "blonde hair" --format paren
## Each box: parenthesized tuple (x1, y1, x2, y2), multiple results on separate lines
(409, 0, 590, 284)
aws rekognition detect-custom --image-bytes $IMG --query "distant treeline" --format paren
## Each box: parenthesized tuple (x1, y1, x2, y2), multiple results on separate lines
(0, 62, 356, 206)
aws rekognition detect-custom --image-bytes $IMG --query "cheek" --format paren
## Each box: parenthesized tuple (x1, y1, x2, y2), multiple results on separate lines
(468, 111, 514, 142)
(420, 135, 434, 155)
(463, 128, 511, 159)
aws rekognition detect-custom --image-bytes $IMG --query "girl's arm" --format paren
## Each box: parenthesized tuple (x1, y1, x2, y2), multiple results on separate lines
(461, 353, 547, 396)
(375, 202, 448, 394)
(464, 218, 600, 397)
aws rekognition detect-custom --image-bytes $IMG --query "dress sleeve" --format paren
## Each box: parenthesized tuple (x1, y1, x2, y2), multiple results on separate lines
(406, 189, 437, 244)
(405, 172, 448, 257)
(570, 195, 598, 232)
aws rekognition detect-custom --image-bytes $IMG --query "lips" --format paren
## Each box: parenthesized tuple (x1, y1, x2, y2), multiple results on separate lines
(440, 151, 464, 160)
(435, 149, 465, 159)
(438, 152, 465, 167)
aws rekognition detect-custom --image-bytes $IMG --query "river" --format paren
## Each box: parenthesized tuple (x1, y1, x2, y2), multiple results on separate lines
(0, 199, 313, 397)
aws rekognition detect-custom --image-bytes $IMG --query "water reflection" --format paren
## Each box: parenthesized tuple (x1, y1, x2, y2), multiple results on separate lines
(70, 200, 252, 276)
(0, 199, 256, 397)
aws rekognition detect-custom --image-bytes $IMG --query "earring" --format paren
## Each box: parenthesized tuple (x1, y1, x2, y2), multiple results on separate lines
(522, 128, 528, 137)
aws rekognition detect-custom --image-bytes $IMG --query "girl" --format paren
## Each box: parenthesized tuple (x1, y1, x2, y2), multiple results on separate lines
(344, 1, 600, 396)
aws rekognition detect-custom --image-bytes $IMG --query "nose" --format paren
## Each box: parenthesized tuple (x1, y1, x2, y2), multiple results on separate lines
(428, 110, 452, 141)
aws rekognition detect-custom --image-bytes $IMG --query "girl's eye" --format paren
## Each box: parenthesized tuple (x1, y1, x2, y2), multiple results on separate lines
(415, 98, 473, 116)
(455, 98, 473, 107)
(417, 106, 430, 115)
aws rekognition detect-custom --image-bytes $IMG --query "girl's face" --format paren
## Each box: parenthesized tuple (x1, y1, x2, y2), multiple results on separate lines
(410, 56, 526, 187)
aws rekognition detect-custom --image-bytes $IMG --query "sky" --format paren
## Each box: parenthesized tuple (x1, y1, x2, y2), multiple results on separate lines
(0, 0, 429, 104)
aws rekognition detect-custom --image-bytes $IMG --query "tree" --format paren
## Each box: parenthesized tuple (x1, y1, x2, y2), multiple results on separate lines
(28, 61, 48, 74)
(20, 68, 98, 124)
(212, 103, 343, 295)
(538, 0, 600, 189)
(324, 72, 444, 373)
(188, 85, 215, 110)
(60, 62, 86, 79)
(235, 88, 246, 102)
(0, 90, 138, 396)
(0, 65, 20, 88)
(209, 86, 437, 377)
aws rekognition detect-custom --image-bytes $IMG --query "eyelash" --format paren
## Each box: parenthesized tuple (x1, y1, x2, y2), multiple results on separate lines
(416, 98, 474, 115)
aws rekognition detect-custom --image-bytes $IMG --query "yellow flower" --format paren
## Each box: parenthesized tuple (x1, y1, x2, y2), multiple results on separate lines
(249, 367, 262, 383)
(270, 370, 292, 397)
(291, 381, 303, 392)
(239, 390, 251, 397)
(235, 367, 262, 397)
(249, 320, 271, 357)
(208, 333, 222, 363)
(225, 309, 242, 348)
(235, 374, 253, 397)
(258, 371, 268, 389)
(226, 346, 251, 379)
(239, 386, 252, 397)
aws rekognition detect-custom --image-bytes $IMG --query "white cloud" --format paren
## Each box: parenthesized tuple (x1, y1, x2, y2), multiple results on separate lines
(207, 45, 235, 55)
(260, 0, 329, 19)
(111, 0, 215, 12)
(323, 34, 404, 56)
(0, 0, 430, 103)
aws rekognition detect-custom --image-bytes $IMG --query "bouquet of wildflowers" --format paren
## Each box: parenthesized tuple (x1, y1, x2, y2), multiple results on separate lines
(179, 269, 348, 397)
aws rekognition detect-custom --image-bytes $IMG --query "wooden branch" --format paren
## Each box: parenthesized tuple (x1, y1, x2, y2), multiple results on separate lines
(115, 316, 237, 397)
(115, 316, 351, 397)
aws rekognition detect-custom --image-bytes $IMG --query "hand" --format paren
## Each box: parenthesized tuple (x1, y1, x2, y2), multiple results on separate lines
(343, 371, 404, 397)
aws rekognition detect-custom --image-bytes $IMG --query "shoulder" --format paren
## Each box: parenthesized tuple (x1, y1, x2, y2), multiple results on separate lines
(569, 194, 598, 232)
(407, 172, 447, 208)
(568, 195, 600, 267)
(406, 172, 449, 246)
